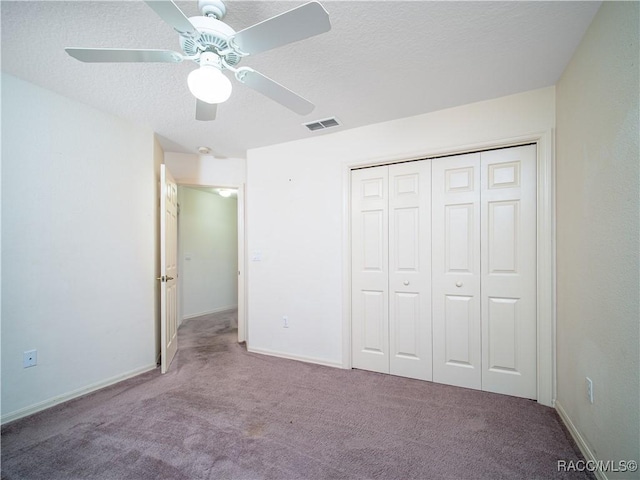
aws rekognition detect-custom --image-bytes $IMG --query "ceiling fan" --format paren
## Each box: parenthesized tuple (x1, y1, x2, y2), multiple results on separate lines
(65, 0, 331, 121)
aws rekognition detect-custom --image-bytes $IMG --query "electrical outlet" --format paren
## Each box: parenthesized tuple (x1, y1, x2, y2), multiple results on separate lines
(23, 350, 37, 368)
(586, 377, 593, 404)
(283, 316, 289, 328)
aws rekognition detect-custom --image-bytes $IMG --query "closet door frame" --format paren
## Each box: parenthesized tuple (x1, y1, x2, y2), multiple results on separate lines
(342, 131, 555, 407)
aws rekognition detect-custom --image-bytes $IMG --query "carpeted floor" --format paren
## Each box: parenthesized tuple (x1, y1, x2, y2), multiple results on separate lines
(2, 310, 591, 480)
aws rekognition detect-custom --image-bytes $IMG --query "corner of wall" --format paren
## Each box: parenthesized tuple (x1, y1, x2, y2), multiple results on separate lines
(555, 1, 640, 475)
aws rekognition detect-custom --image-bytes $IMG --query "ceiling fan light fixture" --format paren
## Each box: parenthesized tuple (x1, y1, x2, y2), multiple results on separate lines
(67, 0, 332, 120)
(188, 54, 232, 104)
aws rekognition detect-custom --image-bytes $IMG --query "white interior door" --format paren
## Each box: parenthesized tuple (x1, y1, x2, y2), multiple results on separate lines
(480, 145, 537, 398)
(160, 164, 178, 374)
(432, 153, 482, 390)
(351, 166, 389, 374)
(388, 162, 432, 380)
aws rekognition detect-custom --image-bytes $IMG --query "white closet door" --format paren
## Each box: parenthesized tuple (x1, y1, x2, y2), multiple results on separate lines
(388, 162, 432, 380)
(480, 145, 537, 399)
(432, 153, 482, 390)
(352, 166, 389, 374)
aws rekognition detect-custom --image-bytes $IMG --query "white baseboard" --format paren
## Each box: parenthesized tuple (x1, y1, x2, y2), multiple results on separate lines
(247, 346, 343, 369)
(182, 305, 238, 320)
(555, 400, 607, 480)
(1, 363, 157, 425)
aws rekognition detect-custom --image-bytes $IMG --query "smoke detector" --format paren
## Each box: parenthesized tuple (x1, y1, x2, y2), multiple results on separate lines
(198, 146, 211, 154)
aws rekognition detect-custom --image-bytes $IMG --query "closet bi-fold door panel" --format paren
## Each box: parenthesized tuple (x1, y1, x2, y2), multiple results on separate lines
(432, 153, 482, 390)
(480, 145, 537, 399)
(352, 166, 389, 374)
(388, 162, 432, 380)
(352, 162, 432, 380)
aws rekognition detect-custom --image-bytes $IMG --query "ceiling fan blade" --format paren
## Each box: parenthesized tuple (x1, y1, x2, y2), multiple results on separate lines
(196, 100, 217, 121)
(65, 48, 183, 63)
(144, 0, 199, 37)
(237, 68, 314, 115)
(231, 1, 330, 55)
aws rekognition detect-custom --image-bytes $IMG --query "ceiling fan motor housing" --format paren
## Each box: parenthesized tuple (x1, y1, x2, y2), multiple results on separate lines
(180, 16, 241, 67)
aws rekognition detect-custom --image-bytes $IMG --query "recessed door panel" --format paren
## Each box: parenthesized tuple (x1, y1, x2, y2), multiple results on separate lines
(445, 204, 474, 273)
(363, 177, 384, 199)
(489, 161, 521, 189)
(446, 167, 474, 192)
(488, 200, 519, 274)
(362, 290, 385, 354)
(395, 173, 419, 196)
(393, 292, 420, 358)
(362, 210, 385, 271)
(487, 297, 518, 372)
(394, 207, 419, 272)
(444, 295, 473, 366)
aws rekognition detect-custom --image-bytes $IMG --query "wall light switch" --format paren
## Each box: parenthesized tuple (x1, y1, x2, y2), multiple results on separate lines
(252, 251, 262, 262)
(586, 377, 594, 404)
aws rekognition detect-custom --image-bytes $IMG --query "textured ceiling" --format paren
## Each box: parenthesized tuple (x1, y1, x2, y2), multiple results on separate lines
(1, 1, 600, 158)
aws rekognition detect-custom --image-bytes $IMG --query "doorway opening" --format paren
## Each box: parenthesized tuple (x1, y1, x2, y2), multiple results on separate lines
(176, 184, 246, 345)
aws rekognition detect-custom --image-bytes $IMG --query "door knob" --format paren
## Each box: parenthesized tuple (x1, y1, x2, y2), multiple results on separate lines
(167, 276, 174, 281)
(403, 281, 410, 286)
(455, 281, 463, 287)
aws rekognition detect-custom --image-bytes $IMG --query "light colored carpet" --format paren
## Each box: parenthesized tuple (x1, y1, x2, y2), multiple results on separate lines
(1, 310, 590, 479)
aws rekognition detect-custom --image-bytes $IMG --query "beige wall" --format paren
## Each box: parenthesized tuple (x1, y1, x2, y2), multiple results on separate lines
(164, 153, 246, 187)
(556, 2, 639, 475)
(1, 74, 158, 421)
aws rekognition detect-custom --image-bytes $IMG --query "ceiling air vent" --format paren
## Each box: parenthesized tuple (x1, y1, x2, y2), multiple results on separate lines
(304, 117, 341, 132)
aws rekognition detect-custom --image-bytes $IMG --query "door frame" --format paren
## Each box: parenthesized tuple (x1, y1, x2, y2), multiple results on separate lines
(342, 130, 555, 407)
(176, 182, 248, 344)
